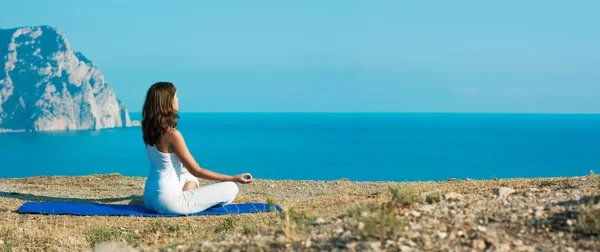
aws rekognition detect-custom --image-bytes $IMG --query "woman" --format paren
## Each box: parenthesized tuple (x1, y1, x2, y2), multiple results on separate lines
(142, 82, 253, 215)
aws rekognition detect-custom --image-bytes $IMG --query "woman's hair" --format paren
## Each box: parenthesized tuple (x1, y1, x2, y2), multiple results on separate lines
(141, 82, 180, 146)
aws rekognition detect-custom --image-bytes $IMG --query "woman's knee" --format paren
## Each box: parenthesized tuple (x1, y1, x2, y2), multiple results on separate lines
(222, 181, 239, 199)
(221, 182, 240, 203)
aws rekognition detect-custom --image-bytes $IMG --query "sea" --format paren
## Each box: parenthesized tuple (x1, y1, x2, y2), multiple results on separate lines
(0, 113, 599, 182)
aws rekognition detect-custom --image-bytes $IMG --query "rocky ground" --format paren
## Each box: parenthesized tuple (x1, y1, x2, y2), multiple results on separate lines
(0, 174, 598, 251)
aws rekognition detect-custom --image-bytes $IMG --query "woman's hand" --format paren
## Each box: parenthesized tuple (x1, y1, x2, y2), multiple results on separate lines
(233, 173, 253, 184)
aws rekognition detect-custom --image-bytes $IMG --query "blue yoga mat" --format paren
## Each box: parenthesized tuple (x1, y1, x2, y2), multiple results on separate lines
(17, 201, 281, 217)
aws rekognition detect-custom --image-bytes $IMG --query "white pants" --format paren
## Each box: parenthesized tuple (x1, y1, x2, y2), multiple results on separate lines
(179, 172, 200, 189)
(144, 175, 239, 215)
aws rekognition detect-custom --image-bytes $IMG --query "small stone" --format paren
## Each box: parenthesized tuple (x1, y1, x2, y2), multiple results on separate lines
(512, 239, 523, 246)
(333, 227, 344, 234)
(448, 178, 458, 182)
(418, 205, 435, 212)
(341, 231, 351, 238)
(93, 242, 137, 252)
(466, 178, 472, 181)
(565, 248, 575, 252)
(410, 211, 421, 217)
(497, 243, 511, 252)
(400, 245, 413, 252)
(438, 231, 448, 239)
(406, 240, 417, 247)
(313, 217, 325, 224)
(0, 240, 3, 245)
(305, 239, 312, 248)
(443, 192, 463, 201)
(472, 239, 486, 250)
(477, 225, 487, 232)
(17, 227, 24, 233)
(457, 231, 465, 237)
(557, 231, 564, 237)
(494, 187, 516, 198)
(385, 239, 394, 246)
(276, 235, 288, 243)
(528, 187, 540, 192)
(566, 219, 575, 226)
(369, 242, 381, 250)
(345, 242, 357, 249)
(408, 231, 420, 239)
(134, 230, 139, 235)
(358, 222, 365, 230)
(515, 245, 533, 252)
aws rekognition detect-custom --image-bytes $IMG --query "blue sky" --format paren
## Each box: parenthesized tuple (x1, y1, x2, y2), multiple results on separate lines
(2, 1, 599, 112)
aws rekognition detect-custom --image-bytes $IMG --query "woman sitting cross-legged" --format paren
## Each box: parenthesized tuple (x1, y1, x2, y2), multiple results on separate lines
(141, 81, 253, 215)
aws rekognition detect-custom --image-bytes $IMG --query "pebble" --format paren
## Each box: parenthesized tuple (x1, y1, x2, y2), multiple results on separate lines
(399, 245, 413, 252)
(472, 239, 486, 250)
(444, 192, 463, 201)
(333, 227, 344, 234)
(438, 231, 448, 239)
(358, 222, 365, 230)
(276, 236, 288, 243)
(345, 242, 357, 249)
(418, 205, 435, 212)
(566, 219, 575, 226)
(92, 242, 138, 252)
(410, 211, 421, 217)
(477, 225, 487, 232)
(369, 242, 381, 250)
(406, 240, 417, 247)
(494, 187, 516, 197)
(497, 243, 512, 252)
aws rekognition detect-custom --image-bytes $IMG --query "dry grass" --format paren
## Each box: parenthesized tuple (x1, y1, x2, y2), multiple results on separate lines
(0, 174, 591, 251)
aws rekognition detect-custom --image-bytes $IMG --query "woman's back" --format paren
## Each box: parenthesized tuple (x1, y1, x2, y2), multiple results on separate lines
(144, 144, 184, 196)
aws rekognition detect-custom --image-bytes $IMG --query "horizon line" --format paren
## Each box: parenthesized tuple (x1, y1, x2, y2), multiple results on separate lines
(128, 111, 600, 115)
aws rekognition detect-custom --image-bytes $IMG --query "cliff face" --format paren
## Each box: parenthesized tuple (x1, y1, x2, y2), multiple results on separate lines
(0, 26, 131, 132)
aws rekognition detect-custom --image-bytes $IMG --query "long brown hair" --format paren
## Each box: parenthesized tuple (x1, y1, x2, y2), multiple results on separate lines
(141, 82, 180, 146)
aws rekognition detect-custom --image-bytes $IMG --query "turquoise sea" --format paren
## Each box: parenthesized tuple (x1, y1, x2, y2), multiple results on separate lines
(0, 113, 598, 181)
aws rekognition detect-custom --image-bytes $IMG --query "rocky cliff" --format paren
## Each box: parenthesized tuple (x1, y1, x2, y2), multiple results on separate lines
(0, 26, 132, 132)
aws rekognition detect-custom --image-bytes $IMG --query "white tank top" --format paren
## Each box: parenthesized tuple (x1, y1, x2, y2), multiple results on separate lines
(144, 145, 184, 195)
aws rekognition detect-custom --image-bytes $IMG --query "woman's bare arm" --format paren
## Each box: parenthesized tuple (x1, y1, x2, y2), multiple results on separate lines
(167, 129, 252, 183)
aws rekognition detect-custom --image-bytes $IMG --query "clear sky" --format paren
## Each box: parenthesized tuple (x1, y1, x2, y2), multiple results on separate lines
(2, 1, 599, 113)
